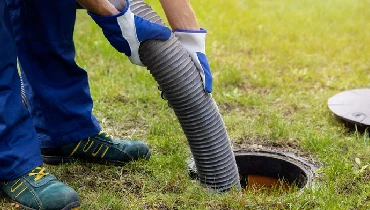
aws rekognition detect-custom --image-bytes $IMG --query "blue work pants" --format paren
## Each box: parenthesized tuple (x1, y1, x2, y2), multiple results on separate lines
(6, 0, 101, 149)
(0, 0, 42, 181)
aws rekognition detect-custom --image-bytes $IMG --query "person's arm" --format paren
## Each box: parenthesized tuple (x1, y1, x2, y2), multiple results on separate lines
(158, 0, 199, 31)
(77, 0, 199, 30)
(78, 0, 199, 30)
(77, 0, 122, 16)
(159, 0, 213, 93)
(77, 0, 212, 93)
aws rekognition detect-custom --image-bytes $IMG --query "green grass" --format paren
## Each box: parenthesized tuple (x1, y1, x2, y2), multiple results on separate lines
(2, 0, 370, 209)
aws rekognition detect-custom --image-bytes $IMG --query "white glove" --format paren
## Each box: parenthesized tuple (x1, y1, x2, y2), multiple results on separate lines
(174, 28, 213, 93)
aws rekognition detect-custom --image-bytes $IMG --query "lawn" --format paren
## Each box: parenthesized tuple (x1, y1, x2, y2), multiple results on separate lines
(2, 0, 370, 209)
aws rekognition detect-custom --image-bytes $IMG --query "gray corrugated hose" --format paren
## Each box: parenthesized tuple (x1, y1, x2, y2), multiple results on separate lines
(129, 0, 241, 192)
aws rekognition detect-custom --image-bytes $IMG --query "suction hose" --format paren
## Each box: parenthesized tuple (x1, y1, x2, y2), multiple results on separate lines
(129, 0, 241, 192)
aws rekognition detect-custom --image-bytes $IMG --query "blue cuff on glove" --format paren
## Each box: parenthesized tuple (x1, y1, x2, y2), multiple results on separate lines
(196, 52, 212, 93)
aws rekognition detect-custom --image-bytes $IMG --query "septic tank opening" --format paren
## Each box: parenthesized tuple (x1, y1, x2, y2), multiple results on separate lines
(234, 150, 316, 193)
(188, 149, 316, 193)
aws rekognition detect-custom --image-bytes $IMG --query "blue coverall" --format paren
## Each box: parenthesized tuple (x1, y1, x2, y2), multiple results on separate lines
(1, 0, 101, 180)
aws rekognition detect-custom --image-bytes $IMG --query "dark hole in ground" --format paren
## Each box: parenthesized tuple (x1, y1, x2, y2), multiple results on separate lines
(235, 151, 309, 193)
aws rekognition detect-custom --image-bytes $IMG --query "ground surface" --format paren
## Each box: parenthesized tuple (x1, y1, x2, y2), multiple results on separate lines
(2, 0, 370, 209)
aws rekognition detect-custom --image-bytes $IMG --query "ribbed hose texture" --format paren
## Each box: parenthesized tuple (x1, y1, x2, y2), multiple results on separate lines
(130, 0, 241, 191)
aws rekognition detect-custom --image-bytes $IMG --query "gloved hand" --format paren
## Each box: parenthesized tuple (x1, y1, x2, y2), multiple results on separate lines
(88, 0, 171, 66)
(174, 29, 213, 93)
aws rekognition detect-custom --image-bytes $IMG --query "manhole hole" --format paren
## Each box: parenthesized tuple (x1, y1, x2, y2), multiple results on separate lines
(188, 149, 317, 193)
(234, 150, 316, 193)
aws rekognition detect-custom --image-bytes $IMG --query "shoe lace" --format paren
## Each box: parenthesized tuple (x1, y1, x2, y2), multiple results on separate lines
(28, 167, 49, 181)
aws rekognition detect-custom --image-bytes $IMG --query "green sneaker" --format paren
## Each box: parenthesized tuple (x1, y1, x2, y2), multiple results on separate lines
(0, 166, 80, 210)
(41, 131, 151, 166)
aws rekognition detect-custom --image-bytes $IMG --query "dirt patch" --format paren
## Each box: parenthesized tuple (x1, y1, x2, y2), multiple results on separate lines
(232, 138, 319, 167)
(218, 102, 250, 114)
(233, 137, 301, 152)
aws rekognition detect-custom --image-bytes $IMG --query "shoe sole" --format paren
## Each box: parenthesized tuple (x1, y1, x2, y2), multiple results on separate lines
(9, 199, 80, 210)
(42, 150, 151, 166)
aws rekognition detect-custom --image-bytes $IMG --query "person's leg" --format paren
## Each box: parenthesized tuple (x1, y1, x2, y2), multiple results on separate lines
(0, 2, 80, 209)
(7, 0, 101, 148)
(7, 0, 150, 165)
(0, 0, 41, 182)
